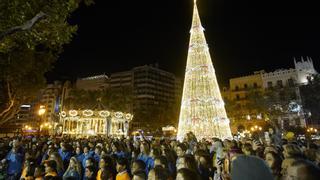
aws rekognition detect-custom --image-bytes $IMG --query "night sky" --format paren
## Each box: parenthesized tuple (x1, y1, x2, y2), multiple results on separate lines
(46, 0, 320, 85)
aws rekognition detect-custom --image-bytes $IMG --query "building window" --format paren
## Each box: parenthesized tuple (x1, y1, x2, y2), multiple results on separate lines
(288, 78, 294, 87)
(277, 80, 283, 88)
(236, 94, 240, 100)
(235, 86, 239, 91)
(253, 83, 258, 88)
(267, 81, 273, 88)
(244, 84, 248, 89)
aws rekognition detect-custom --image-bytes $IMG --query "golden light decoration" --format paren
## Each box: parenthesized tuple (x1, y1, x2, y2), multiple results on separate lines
(176, 0, 232, 140)
(307, 127, 318, 133)
(61, 111, 67, 117)
(125, 113, 132, 120)
(99, 111, 110, 117)
(115, 112, 123, 119)
(251, 125, 262, 132)
(38, 105, 46, 116)
(69, 110, 78, 117)
(83, 110, 94, 117)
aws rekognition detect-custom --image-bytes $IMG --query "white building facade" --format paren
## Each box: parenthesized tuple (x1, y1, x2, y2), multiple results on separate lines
(262, 57, 317, 89)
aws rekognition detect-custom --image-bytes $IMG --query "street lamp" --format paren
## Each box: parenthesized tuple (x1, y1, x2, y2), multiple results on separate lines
(251, 125, 263, 132)
(307, 127, 317, 133)
(38, 105, 46, 116)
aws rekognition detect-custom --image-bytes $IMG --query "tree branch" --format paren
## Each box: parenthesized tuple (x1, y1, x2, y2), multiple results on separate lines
(0, 80, 15, 117)
(0, 99, 14, 117)
(0, 11, 47, 41)
(0, 103, 20, 125)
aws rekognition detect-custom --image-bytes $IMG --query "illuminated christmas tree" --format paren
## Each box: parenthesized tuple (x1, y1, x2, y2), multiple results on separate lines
(177, 0, 232, 140)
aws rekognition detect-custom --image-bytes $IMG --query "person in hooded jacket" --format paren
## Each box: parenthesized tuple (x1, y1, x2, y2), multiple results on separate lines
(231, 155, 274, 180)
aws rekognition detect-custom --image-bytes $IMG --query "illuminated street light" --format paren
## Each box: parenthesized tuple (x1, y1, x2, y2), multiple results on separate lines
(38, 105, 46, 116)
(251, 125, 263, 132)
(307, 127, 317, 133)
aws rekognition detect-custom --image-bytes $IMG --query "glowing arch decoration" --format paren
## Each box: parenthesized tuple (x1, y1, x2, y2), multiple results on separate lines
(61, 111, 67, 117)
(61, 108, 133, 137)
(125, 113, 132, 120)
(69, 110, 78, 117)
(114, 112, 123, 119)
(99, 110, 110, 117)
(83, 110, 94, 117)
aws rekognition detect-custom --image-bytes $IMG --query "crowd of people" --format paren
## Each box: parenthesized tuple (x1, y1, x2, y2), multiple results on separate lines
(0, 127, 320, 180)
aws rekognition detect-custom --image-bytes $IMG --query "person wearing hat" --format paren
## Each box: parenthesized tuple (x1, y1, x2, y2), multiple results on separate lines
(44, 160, 58, 177)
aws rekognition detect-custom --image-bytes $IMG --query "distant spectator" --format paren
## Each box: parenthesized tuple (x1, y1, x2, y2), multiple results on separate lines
(285, 159, 320, 180)
(116, 157, 130, 180)
(3, 145, 24, 180)
(131, 160, 146, 175)
(44, 160, 58, 177)
(148, 166, 170, 180)
(264, 151, 282, 180)
(34, 165, 45, 180)
(84, 165, 96, 180)
(63, 157, 81, 180)
(49, 152, 65, 177)
(176, 168, 201, 180)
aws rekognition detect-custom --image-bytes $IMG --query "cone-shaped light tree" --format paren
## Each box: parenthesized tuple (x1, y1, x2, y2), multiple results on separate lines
(177, 0, 232, 140)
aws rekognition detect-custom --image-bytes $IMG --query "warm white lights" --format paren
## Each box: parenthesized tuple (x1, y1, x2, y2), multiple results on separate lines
(69, 110, 78, 117)
(177, 0, 232, 140)
(60, 109, 133, 137)
(99, 111, 110, 117)
(83, 110, 94, 117)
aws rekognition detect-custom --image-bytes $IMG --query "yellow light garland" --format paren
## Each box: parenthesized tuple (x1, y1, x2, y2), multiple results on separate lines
(177, 0, 232, 140)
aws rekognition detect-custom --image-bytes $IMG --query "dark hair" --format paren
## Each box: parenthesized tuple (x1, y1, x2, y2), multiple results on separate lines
(26, 158, 36, 177)
(133, 160, 146, 171)
(291, 159, 320, 180)
(85, 165, 96, 173)
(177, 168, 201, 180)
(149, 166, 170, 180)
(183, 154, 198, 172)
(133, 171, 146, 180)
(264, 151, 282, 174)
(84, 157, 95, 168)
(44, 176, 62, 180)
(95, 146, 102, 151)
(151, 147, 162, 157)
(198, 153, 212, 169)
(35, 164, 45, 173)
(242, 143, 253, 154)
(44, 160, 57, 171)
(101, 155, 116, 179)
(154, 156, 168, 169)
(63, 177, 77, 180)
(112, 141, 122, 152)
(116, 157, 128, 167)
(177, 143, 188, 152)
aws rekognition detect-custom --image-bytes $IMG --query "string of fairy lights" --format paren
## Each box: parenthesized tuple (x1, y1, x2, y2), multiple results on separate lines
(60, 109, 133, 136)
(177, 0, 232, 140)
